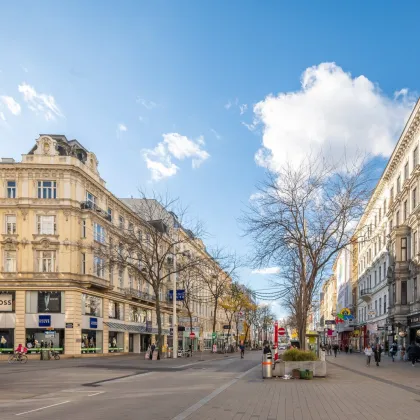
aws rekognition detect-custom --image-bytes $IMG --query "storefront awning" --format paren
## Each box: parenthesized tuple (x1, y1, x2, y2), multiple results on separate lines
(104, 322, 169, 335)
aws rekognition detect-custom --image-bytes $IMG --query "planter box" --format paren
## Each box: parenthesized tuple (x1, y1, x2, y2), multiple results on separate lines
(273, 360, 326, 377)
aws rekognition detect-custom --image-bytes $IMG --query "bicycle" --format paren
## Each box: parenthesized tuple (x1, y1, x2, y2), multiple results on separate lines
(50, 350, 60, 360)
(8, 352, 28, 364)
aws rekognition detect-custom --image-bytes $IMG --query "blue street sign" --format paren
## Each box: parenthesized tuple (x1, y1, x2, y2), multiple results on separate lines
(39, 315, 51, 327)
(90, 317, 98, 329)
(169, 289, 185, 301)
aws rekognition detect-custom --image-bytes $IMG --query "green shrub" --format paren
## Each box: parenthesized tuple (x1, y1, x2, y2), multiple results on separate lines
(282, 349, 317, 361)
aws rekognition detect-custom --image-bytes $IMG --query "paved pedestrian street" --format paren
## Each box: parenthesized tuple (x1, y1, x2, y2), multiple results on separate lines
(1, 351, 420, 419)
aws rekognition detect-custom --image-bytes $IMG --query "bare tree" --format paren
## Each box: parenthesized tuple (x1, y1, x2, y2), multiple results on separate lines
(242, 155, 372, 349)
(95, 191, 208, 358)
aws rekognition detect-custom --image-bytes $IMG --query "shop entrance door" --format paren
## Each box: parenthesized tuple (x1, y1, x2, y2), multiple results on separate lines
(129, 334, 134, 352)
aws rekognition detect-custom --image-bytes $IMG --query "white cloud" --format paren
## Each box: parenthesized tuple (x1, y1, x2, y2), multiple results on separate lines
(210, 128, 221, 140)
(224, 100, 232, 110)
(18, 83, 63, 120)
(0, 96, 21, 115)
(0, 111, 5, 121)
(251, 267, 280, 275)
(253, 62, 416, 172)
(136, 97, 157, 110)
(240, 104, 248, 115)
(21, 66, 29, 73)
(143, 132, 210, 180)
(118, 123, 127, 132)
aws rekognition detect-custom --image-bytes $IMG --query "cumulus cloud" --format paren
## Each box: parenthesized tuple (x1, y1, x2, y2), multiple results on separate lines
(251, 267, 280, 275)
(239, 104, 248, 115)
(118, 123, 127, 132)
(1, 96, 21, 115)
(143, 133, 210, 180)
(252, 62, 416, 172)
(18, 83, 63, 120)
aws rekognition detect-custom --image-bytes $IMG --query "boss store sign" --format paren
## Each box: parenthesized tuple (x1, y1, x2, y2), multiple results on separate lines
(39, 315, 51, 327)
(0, 293, 14, 312)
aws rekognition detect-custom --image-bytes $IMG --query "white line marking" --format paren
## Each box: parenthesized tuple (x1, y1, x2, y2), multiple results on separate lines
(171, 364, 259, 420)
(173, 356, 237, 369)
(16, 401, 71, 416)
(88, 391, 105, 397)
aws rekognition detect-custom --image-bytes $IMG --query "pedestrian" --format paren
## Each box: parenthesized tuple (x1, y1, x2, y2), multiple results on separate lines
(390, 341, 398, 362)
(263, 342, 271, 354)
(349, 343, 353, 354)
(239, 343, 245, 359)
(407, 342, 417, 366)
(345, 344, 349, 354)
(373, 343, 381, 366)
(364, 344, 373, 366)
(327, 343, 332, 356)
(150, 343, 156, 360)
(333, 343, 339, 357)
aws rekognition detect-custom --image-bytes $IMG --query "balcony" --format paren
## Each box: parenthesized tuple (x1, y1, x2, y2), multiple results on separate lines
(81, 201, 112, 222)
(360, 288, 372, 302)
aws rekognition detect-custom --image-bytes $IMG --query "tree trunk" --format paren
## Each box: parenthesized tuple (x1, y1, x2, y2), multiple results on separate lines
(155, 292, 162, 359)
(212, 300, 218, 333)
(189, 310, 193, 354)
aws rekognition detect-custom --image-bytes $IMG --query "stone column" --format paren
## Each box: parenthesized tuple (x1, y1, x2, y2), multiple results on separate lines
(14, 290, 26, 347)
(65, 290, 82, 355)
(103, 297, 109, 354)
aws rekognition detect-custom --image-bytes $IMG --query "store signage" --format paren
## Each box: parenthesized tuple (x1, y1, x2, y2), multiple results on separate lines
(38, 291, 61, 313)
(325, 320, 336, 325)
(169, 290, 185, 301)
(89, 317, 98, 329)
(0, 294, 13, 312)
(39, 315, 51, 327)
(223, 325, 230, 329)
(45, 331, 55, 337)
(66, 323, 74, 329)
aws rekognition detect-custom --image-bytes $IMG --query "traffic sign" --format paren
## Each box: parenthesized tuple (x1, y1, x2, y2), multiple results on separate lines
(212, 332, 217, 339)
(278, 327, 286, 336)
(189, 332, 196, 339)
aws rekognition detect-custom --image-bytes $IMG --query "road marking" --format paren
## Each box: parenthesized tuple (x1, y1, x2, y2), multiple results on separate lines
(171, 364, 259, 420)
(173, 356, 237, 369)
(88, 391, 105, 397)
(15, 401, 71, 416)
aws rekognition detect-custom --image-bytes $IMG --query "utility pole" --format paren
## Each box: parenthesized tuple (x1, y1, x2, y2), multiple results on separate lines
(172, 261, 178, 359)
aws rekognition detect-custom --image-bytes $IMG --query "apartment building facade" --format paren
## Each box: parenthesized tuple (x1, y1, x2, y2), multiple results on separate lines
(0, 134, 224, 355)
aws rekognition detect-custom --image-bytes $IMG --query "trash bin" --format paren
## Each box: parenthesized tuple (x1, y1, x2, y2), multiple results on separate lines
(41, 349, 50, 360)
(262, 353, 273, 378)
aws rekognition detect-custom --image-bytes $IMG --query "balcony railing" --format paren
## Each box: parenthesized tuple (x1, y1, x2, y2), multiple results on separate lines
(81, 201, 112, 222)
(360, 288, 372, 296)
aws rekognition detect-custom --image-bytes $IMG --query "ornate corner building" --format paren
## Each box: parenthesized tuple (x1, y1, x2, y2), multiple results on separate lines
(0, 134, 226, 356)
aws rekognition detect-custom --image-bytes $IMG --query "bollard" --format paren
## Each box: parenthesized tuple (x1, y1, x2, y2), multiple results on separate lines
(262, 353, 273, 378)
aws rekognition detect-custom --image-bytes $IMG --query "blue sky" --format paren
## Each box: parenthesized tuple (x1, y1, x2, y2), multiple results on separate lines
(1, 1, 420, 317)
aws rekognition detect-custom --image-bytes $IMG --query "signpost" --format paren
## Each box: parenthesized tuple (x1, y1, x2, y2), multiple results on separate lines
(274, 321, 279, 361)
(278, 327, 286, 336)
(189, 332, 195, 339)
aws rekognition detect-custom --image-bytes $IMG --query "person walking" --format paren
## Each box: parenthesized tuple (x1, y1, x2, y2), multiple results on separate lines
(373, 343, 381, 366)
(349, 343, 353, 354)
(390, 341, 398, 362)
(364, 345, 373, 366)
(407, 342, 417, 366)
(345, 344, 349, 354)
(150, 343, 156, 360)
(333, 343, 339, 357)
(239, 343, 245, 359)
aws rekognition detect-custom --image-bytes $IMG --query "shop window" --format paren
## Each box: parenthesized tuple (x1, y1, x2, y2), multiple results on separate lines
(38, 181, 57, 199)
(0, 328, 14, 353)
(5, 215, 16, 234)
(37, 250, 56, 272)
(0, 291, 15, 313)
(108, 331, 124, 352)
(7, 181, 16, 198)
(4, 250, 16, 272)
(82, 293, 102, 317)
(81, 330, 103, 354)
(38, 291, 62, 313)
(37, 215, 56, 235)
(26, 328, 64, 353)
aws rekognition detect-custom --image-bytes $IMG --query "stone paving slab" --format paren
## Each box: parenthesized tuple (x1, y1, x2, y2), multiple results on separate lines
(187, 359, 420, 420)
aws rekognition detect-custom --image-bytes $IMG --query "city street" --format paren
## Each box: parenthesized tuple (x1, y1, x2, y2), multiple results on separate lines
(1, 351, 420, 419)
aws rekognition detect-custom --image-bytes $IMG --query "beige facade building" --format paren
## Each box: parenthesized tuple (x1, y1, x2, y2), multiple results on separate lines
(0, 134, 227, 356)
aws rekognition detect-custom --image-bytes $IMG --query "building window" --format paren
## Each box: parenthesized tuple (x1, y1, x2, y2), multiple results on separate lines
(379, 297, 382, 315)
(413, 188, 417, 210)
(396, 211, 400, 227)
(94, 256, 105, 278)
(94, 223, 106, 244)
(401, 237, 407, 261)
(5, 250, 16, 272)
(107, 208, 113, 222)
(379, 208, 382, 220)
(38, 181, 57, 199)
(86, 191, 96, 208)
(392, 283, 396, 305)
(82, 220, 87, 238)
(109, 266, 114, 285)
(405, 162, 409, 181)
(37, 250, 56, 272)
(379, 265, 382, 282)
(37, 215, 56, 235)
(404, 200, 408, 221)
(119, 215, 124, 229)
(81, 253, 86, 274)
(384, 295, 387, 314)
(374, 270, 377, 285)
(128, 222, 134, 232)
(118, 269, 124, 289)
(414, 278, 418, 302)
(414, 231, 418, 257)
(397, 176, 401, 193)
(414, 146, 419, 168)
(7, 181, 16, 198)
(384, 199, 387, 214)
(375, 300, 377, 315)
(401, 281, 407, 305)
(5, 215, 16, 234)
(129, 274, 133, 289)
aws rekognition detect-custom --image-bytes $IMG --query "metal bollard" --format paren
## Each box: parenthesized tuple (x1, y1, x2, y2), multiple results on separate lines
(262, 353, 273, 378)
